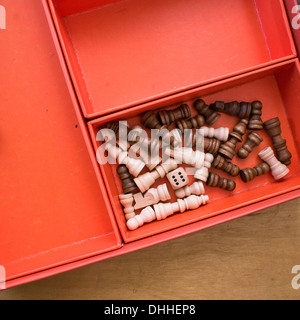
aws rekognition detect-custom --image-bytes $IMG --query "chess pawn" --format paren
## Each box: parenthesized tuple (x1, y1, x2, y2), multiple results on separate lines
(158, 104, 191, 126)
(198, 126, 230, 142)
(118, 149, 145, 177)
(119, 194, 135, 220)
(248, 101, 263, 130)
(142, 111, 161, 129)
(117, 165, 138, 194)
(203, 137, 221, 155)
(240, 163, 270, 183)
(263, 117, 292, 165)
(212, 154, 240, 177)
(126, 206, 156, 231)
(175, 181, 205, 199)
(218, 118, 248, 160)
(210, 101, 252, 119)
(194, 153, 214, 182)
(166, 147, 206, 169)
(134, 159, 178, 193)
(107, 121, 130, 151)
(176, 115, 205, 132)
(206, 172, 236, 191)
(237, 132, 263, 159)
(154, 195, 209, 220)
(185, 130, 221, 155)
(194, 99, 221, 125)
(258, 147, 289, 180)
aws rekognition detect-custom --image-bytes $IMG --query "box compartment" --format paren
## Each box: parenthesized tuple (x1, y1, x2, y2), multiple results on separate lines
(88, 59, 300, 243)
(49, 0, 296, 118)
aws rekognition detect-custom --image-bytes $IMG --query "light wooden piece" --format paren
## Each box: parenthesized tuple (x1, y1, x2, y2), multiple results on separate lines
(126, 206, 156, 231)
(133, 184, 171, 210)
(119, 194, 135, 220)
(175, 181, 205, 198)
(166, 168, 189, 190)
(258, 147, 289, 180)
(198, 126, 229, 142)
(194, 153, 214, 182)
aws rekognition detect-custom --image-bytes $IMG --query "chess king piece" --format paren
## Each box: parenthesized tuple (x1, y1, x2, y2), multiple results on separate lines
(158, 104, 191, 126)
(240, 163, 270, 183)
(175, 181, 205, 199)
(258, 147, 289, 180)
(198, 126, 230, 142)
(134, 159, 178, 193)
(211, 154, 240, 177)
(176, 115, 205, 132)
(133, 184, 171, 210)
(194, 99, 221, 125)
(126, 206, 156, 231)
(218, 118, 248, 160)
(206, 172, 236, 191)
(117, 165, 138, 194)
(237, 132, 263, 159)
(154, 195, 209, 220)
(119, 194, 135, 220)
(166, 168, 189, 190)
(210, 101, 252, 119)
(263, 117, 292, 165)
(248, 101, 263, 130)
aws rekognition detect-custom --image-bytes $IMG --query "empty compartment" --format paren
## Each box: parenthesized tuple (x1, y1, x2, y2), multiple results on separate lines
(88, 59, 300, 243)
(49, 0, 296, 118)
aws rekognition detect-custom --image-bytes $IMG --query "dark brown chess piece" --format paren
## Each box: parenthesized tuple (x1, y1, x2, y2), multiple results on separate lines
(248, 101, 263, 130)
(263, 117, 292, 165)
(194, 99, 221, 125)
(158, 104, 191, 126)
(206, 172, 236, 191)
(204, 137, 221, 156)
(240, 163, 270, 183)
(237, 132, 263, 159)
(218, 119, 248, 160)
(142, 111, 161, 129)
(185, 129, 221, 155)
(117, 164, 138, 194)
(176, 115, 205, 132)
(212, 154, 240, 177)
(210, 101, 252, 119)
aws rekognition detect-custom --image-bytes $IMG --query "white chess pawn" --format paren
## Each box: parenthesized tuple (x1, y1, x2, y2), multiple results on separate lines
(166, 147, 205, 168)
(134, 159, 178, 193)
(199, 126, 229, 142)
(175, 181, 205, 198)
(154, 195, 209, 220)
(126, 206, 156, 231)
(258, 147, 289, 180)
(119, 194, 135, 220)
(194, 153, 214, 182)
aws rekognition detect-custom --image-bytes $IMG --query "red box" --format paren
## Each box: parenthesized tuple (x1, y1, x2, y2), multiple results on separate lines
(1, 0, 300, 288)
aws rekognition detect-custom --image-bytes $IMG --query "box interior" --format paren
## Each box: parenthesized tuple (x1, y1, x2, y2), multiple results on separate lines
(50, 0, 296, 118)
(88, 60, 300, 243)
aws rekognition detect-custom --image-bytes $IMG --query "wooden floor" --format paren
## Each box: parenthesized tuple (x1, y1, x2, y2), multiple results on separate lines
(1, 198, 300, 300)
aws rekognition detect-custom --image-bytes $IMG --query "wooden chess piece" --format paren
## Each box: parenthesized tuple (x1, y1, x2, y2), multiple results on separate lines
(176, 115, 205, 132)
(240, 163, 270, 183)
(107, 121, 130, 151)
(185, 130, 221, 155)
(212, 154, 240, 177)
(198, 126, 230, 142)
(210, 101, 252, 119)
(218, 118, 248, 160)
(194, 153, 214, 182)
(134, 159, 178, 193)
(206, 172, 236, 191)
(194, 99, 221, 125)
(142, 111, 161, 129)
(119, 194, 135, 220)
(175, 181, 205, 199)
(117, 165, 138, 194)
(133, 183, 171, 210)
(158, 104, 191, 126)
(126, 206, 156, 231)
(154, 195, 209, 220)
(248, 101, 263, 130)
(258, 147, 289, 180)
(263, 117, 292, 165)
(237, 132, 263, 159)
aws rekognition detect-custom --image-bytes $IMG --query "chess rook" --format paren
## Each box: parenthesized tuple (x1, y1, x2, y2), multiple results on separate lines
(237, 132, 263, 159)
(158, 104, 191, 126)
(126, 206, 156, 231)
(206, 172, 236, 191)
(264, 117, 292, 165)
(258, 147, 289, 180)
(117, 165, 138, 194)
(240, 163, 270, 183)
(176, 115, 205, 132)
(194, 99, 221, 125)
(119, 194, 135, 220)
(212, 154, 240, 176)
(175, 181, 205, 199)
(198, 126, 230, 142)
(248, 101, 263, 130)
(218, 118, 248, 160)
(210, 101, 252, 119)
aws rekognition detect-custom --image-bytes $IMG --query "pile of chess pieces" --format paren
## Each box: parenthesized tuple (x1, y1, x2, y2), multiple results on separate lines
(102, 99, 292, 231)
